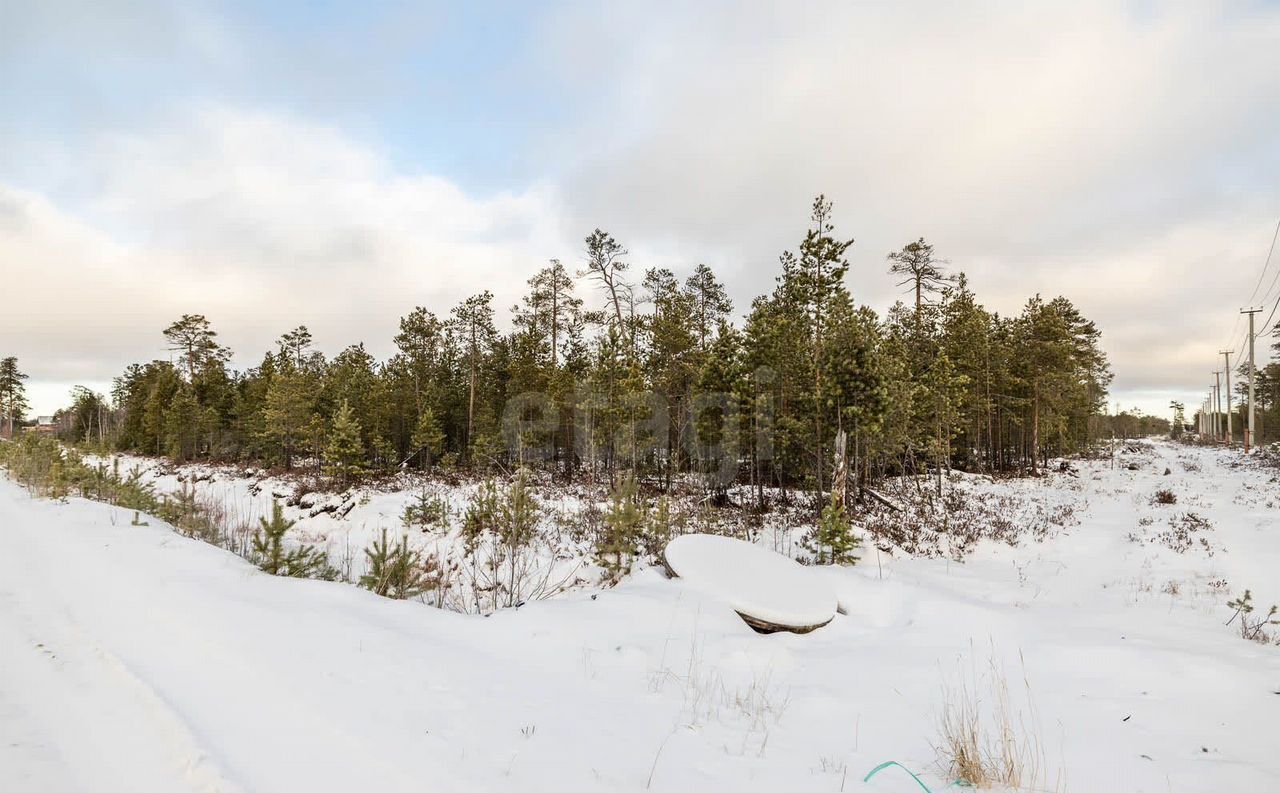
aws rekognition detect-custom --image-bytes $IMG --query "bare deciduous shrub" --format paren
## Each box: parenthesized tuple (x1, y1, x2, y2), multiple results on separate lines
(1155, 511, 1215, 555)
(452, 473, 581, 613)
(860, 484, 1078, 560)
(1151, 489, 1176, 505)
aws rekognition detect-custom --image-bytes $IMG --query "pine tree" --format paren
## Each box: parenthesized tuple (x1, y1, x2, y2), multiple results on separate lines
(411, 407, 446, 469)
(402, 487, 448, 531)
(939, 276, 995, 471)
(462, 479, 500, 554)
(161, 481, 210, 538)
(498, 472, 542, 601)
(164, 387, 201, 461)
(277, 325, 316, 368)
(324, 399, 365, 486)
(371, 434, 397, 471)
(683, 263, 733, 352)
(139, 364, 183, 455)
(692, 321, 744, 492)
(252, 501, 332, 578)
(390, 307, 447, 427)
(582, 229, 635, 356)
(643, 267, 699, 487)
(499, 471, 541, 549)
(793, 195, 855, 493)
(819, 295, 887, 486)
(1169, 401, 1186, 439)
(510, 261, 585, 472)
(642, 495, 676, 557)
(0, 357, 30, 437)
(163, 314, 230, 382)
(260, 368, 316, 470)
(360, 528, 436, 599)
(743, 273, 812, 498)
(450, 292, 497, 462)
(597, 475, 645, 580)
(806, 490, 861, 565)
(518, 259, 583, 369)
(887, 238, 949, 324)
(323, 344, 379, 429)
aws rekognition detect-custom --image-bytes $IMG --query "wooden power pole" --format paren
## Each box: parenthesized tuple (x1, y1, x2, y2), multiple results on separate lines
(1221, 350, 1234, 446)
(1213, 372, 1223, 444)
(1241, 307, 1263, 452)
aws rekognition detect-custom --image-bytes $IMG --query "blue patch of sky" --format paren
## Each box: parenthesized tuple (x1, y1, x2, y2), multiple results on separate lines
(222, 0, 575, 189)
(0, 0, 577, 201)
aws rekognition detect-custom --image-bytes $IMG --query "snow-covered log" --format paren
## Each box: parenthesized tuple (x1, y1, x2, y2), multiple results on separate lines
(661, 534, 838, 634)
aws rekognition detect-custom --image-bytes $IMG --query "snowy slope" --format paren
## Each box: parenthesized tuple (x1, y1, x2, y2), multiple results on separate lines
(2, 441, 1278, 792)
(78, 453, 604, 610)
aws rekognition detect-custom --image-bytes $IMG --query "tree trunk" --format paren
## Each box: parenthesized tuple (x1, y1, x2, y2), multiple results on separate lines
(1031, 381, 1040, 474)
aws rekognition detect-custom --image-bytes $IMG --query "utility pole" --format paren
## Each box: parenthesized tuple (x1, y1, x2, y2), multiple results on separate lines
(1221, 350, 1234, 446)
(1208, 381, 1217, 441)
(1242, 307, 1263, 452)
(1213, 372, 1223, 444)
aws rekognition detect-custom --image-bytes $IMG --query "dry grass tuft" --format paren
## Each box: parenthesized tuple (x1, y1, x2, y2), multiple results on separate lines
(934, 646, 1064, 791)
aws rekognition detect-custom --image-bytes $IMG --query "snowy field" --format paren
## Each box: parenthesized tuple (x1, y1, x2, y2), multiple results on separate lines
(2, 440, 1278, 792)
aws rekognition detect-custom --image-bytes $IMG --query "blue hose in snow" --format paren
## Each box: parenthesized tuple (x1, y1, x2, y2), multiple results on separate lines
(861, 760, 935, 792)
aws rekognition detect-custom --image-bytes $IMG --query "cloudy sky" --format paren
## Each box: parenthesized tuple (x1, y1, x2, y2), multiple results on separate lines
(3, 0, 1279, 417)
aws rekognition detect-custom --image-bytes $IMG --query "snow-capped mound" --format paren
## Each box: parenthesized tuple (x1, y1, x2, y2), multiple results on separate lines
(809, 564, 913, 628)
(662, 534, 838, 633)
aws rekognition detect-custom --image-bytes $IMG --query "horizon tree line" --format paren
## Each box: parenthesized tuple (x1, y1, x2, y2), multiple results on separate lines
(18, 197, 1119, 505)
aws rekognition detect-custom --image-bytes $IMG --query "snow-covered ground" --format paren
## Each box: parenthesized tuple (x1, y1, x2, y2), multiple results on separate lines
(2, 440, 1278, 792)
(79, 452, 610, 610)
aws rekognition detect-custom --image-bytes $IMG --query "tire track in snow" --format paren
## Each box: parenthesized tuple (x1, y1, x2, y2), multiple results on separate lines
(0, 479, 484, 793)
(0, 485, 246, 793)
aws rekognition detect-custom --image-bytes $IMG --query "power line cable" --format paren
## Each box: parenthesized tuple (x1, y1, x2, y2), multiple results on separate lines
(1247, 219, 1280, 324)
(1226, 218, 1280, 354)
(1244, 217, 1280, 304)
(1204, 217, 1280, 414)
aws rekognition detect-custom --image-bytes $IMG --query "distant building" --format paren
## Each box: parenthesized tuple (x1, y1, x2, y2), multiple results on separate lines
(30, 416, 56, 435)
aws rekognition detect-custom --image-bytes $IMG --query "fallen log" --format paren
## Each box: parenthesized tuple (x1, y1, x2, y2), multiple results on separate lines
(661, 534, 837, 635)
(863, 487, 903, 512)
(734, 610, 833, 635)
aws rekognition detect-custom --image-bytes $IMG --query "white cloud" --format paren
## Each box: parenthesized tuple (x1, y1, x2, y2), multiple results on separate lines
(538, 0, 1280, 415)
(0, 105, 572, 414)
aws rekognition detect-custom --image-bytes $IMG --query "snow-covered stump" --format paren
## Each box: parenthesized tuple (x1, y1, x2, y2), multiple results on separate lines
(661, 534, 838, 634)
